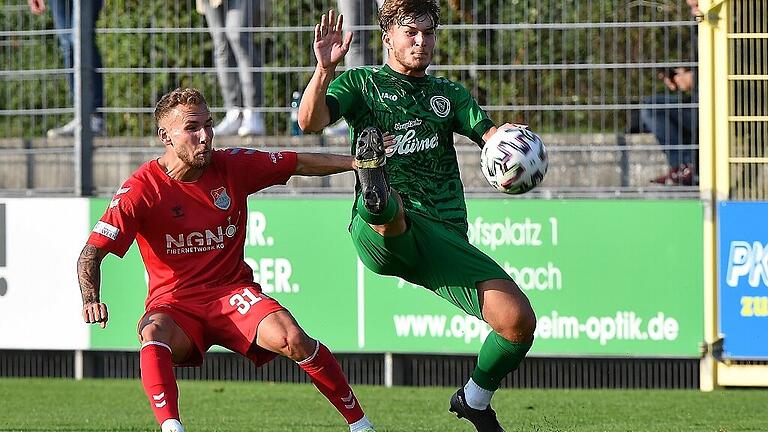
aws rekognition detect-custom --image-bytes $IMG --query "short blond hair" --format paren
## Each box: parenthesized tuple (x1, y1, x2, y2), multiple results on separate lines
(154, 87, 208, 126)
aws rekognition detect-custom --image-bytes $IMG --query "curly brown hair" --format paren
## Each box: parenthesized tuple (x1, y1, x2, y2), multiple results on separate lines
(154, 87, 208, 126)
(378, 0, 440, 33)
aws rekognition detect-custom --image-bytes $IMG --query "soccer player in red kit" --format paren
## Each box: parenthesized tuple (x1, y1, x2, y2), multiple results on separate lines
(77, 87, 376, 432)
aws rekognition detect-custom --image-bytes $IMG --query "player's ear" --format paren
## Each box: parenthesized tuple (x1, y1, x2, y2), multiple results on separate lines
(157, 127, 173, 146)
(382, 31, 392, 50)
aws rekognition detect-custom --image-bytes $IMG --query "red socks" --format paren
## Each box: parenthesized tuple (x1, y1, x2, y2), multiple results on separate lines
(140, 340, 362, 426)
(140, 342, 180, 425)
(297, 341, 365, 424)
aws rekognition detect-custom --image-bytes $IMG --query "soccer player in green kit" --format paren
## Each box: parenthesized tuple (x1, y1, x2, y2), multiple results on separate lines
(298, 1, 536, 431)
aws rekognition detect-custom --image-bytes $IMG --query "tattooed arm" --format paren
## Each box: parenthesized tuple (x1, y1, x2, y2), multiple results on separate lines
(77, 244, 109, 328)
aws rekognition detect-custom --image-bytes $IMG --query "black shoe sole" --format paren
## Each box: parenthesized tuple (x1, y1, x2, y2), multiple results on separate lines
(355, 127, 389, 215)
(358, 168, 388, 214)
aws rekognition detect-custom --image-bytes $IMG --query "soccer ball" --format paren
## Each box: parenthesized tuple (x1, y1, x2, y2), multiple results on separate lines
(480, 126, 548, 194)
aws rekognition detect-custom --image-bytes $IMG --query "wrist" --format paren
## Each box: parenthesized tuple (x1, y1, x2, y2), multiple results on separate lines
(82, 295, 99, 304)
(315, 65, 336, 80)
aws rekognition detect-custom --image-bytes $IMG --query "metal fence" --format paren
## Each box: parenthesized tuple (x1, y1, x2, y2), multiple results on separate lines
(727, 0, 767, 200)
(1, 349, 701, 389)
(1, 0, 701, 197)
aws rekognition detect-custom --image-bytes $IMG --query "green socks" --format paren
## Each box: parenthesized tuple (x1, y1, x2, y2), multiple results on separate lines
(471, 332, 532, 391)
(356, 190, 399, 225)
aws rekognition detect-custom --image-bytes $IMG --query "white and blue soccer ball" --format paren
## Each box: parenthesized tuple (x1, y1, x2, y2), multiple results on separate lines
(480, 125, 548, 195)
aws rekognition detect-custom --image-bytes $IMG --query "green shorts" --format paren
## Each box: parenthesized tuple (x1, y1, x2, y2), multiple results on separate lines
(350, 210, 511, 319)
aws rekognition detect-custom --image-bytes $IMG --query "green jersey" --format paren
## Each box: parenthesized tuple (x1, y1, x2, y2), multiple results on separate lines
(327, 64, 494, 236)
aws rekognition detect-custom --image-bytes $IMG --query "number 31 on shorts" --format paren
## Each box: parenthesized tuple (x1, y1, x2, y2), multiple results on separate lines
(229, 287, 262, 315)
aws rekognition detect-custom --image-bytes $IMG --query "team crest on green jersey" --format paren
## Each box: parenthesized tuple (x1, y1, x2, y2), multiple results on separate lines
(430, 95, 451, 117)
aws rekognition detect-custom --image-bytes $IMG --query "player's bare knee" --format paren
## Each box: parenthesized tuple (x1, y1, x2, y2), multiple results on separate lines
(285, 328, 314, 361)
(518, 306, 537, 340)
(495, 307, 536, 342)
(484, 295, 536, 342)
(482, 279, 537, 341)
(139, 322, 172, 344)
(139, 323, 160, 342)
(271, 327, 311, 361)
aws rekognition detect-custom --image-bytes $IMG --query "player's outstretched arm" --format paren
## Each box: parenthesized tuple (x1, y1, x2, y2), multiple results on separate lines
(77, 244, 109, 328)
(294, 152, 356, 176)
(298, 9, 352, 133)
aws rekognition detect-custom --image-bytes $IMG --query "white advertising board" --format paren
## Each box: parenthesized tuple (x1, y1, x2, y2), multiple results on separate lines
(0, 199, 90, 349)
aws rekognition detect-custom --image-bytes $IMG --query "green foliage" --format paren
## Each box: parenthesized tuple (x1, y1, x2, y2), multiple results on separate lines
(2, 0, 696, 137)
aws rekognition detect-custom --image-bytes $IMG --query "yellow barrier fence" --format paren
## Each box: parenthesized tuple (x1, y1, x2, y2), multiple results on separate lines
(699, 0, 768, 390)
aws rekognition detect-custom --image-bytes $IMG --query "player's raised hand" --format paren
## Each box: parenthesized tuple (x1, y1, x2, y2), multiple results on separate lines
(314, 9, 353, 70)
(672, 69, 694, 92)
(658, 70, 679, 91)
(82, 302, 109, 329)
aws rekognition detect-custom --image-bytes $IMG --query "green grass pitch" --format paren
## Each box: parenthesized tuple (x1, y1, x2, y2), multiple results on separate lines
(0, 378, 762, 431)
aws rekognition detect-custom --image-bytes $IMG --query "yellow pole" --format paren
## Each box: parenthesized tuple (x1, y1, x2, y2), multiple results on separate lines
(697, 0, 725, 392)
(713, 2, 730, 199)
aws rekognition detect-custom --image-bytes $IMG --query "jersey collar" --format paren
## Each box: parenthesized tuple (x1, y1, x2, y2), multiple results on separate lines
(382, 64, 430, 83)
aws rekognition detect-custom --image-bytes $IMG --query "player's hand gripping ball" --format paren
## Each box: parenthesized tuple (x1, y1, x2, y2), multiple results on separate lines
(480, 125, 548, 194)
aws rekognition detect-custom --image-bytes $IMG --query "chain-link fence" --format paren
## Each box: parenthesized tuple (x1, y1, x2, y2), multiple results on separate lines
(1, 0, 699, 197)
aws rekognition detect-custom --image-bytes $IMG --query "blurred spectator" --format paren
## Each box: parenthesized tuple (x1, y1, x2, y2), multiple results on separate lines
(687, 0, 701, 16)
(28, 0, 105, 137)
(197, 0, 266, 136)
(337, 0, 385, 68)
(642, 67, 698, 186)
(642, 0, 699, 186)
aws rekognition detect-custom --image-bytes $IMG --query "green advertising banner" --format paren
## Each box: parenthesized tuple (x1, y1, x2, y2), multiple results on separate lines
(90, 198, 703, 357)
(361, 200, 704, 356)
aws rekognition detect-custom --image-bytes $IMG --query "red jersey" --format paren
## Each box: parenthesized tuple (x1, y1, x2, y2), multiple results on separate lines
(88, 148, 297, 309)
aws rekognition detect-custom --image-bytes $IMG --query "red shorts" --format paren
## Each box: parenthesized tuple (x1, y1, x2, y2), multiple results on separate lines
(140, 284, 285, 367)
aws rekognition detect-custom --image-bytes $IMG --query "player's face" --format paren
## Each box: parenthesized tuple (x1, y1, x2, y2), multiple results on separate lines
(384, 14, 436, 76)
(166, 104, 214, 169)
